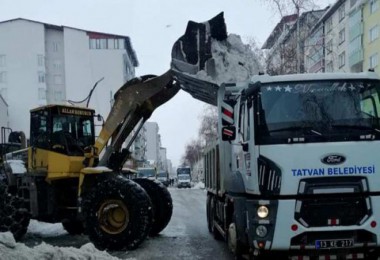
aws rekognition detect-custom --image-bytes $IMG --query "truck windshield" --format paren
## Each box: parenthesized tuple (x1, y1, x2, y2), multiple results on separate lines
(255, 79, 380, 145)
(157, 172, 168, 178)
(138, 168, 156, 178)
(177, 168, 190, 175)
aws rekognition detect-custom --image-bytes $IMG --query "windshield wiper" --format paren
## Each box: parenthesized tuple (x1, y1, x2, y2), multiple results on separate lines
(269, 126, 322, 136)
(330, 124, 380, 132)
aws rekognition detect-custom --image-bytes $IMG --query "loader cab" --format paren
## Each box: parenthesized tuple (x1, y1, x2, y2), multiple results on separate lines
(30, 105, 95, 156)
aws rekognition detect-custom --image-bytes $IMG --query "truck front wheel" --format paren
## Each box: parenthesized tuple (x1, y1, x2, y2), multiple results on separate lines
(134, 178, 173, 236)
(82, 176, 153, 250)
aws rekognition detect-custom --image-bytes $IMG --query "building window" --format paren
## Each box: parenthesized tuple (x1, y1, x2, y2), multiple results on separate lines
(95, 39, 101, 49)
(100, 39, 107, 49)
(339, 52, 346, 68)
(54, 75, 63, 84)
(38, 88, 46, 100)
(53, 60, 63, 70)
(107, 39, 114, 49)
(54, 91, 63, 101)
(326, 39, 333, 54)
(338, 5, 345, 21)
(370, 0, 379, 14)
(38, 71, 45, 83)
(325, 18, 333, 33)
(350, 0, 358, 7)
(370, 53, 379, 68)
(339, 29, 345, 44)
(326, 61, 333, 72)
(0, 55, 6, 67)
(0, 72, 7, 83)
(52, 42, 59, 52)
(37, 55, 44, 67)
(118, 39, 124, 49)
(370, 25, 379, 42)
(114, 39, 119, 49)
(89, 39, 96, 49)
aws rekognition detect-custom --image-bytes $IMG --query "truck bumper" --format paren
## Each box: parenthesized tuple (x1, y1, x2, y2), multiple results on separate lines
(243, 195, 380, 257)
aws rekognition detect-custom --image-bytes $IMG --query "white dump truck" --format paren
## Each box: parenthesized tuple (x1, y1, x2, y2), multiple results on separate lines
(171, 13, 380, 259)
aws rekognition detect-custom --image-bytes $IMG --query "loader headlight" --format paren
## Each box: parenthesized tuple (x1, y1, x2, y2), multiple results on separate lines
(257, 205, 269, 218)
(255, 225, 268, 237)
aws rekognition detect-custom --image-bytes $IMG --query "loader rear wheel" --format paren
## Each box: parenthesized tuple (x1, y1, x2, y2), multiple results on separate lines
(0, 182, 30, 241)
(82, 176, 153, 250)
(134, 178, 173, 236)
(62, 219, 85, 235)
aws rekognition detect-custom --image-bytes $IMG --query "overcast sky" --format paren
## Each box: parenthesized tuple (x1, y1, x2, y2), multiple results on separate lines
(1, 0, 334, 167)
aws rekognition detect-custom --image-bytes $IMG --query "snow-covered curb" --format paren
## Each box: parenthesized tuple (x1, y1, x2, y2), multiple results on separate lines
(0, 232, 124, 260)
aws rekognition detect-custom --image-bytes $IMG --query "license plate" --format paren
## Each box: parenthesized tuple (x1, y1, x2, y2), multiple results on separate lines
(315, 239, 354, 249)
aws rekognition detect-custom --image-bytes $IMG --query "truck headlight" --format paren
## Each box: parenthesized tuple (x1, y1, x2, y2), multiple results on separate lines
(257, 205, 269, 218)
(255, 225, 267, 237)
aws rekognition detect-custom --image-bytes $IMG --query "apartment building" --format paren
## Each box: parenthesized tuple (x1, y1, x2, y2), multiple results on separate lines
(305, 0, 380, 75)
(305, 0, 350, 73)
(263, 9, 326, 75)
(0, 18, 138, 138)
(363, 0, 380, 72)
(0, 94, 8, 131)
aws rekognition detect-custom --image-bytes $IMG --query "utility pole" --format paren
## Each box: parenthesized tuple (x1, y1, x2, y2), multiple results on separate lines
(296, 4, 301, 73)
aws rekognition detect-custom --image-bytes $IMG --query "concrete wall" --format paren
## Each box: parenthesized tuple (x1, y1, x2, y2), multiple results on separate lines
(0, 19, 45, 135)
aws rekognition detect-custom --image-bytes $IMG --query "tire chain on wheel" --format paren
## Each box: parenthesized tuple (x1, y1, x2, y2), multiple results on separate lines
(0, 182, 30, 241)
(82, 175, 153, 250)
(134, 178, 173, 236)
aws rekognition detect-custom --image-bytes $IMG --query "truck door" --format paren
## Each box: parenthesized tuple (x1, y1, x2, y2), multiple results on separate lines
(234, 101, 250, 174)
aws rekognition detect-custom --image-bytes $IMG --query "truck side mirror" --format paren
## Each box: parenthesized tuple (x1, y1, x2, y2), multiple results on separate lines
(222, 126, 236, 141)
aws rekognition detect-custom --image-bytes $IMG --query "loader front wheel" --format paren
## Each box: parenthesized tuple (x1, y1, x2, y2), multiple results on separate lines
(82, 176, 153, 250)
(134, 178, 173, 236)
(0, 182, 30, 241)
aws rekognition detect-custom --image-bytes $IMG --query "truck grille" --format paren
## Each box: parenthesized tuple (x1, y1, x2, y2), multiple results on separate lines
(257, 156, 281, 196)
(295, 177, 370, 227)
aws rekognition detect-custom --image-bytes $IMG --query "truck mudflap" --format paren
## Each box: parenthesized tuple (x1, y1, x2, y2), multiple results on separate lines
(93, 71, 180, 168)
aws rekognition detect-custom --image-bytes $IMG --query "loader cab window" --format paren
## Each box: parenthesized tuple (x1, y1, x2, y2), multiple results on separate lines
(51, 114, 94, 155)
(30, 110, 49, 149)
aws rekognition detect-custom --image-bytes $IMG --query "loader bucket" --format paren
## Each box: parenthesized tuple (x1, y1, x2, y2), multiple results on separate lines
(171, 12, 227, 77)
(171, 12, 227, 106)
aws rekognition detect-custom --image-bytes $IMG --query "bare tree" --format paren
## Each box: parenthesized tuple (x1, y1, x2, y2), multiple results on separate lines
(181, 139, 203, 167)
(261, 0, 326, 75)
(261, 0, 319, 18)
(198, 105, 218, 145)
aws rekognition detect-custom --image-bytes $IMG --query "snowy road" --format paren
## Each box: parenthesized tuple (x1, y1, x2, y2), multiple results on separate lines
(20, 187, 234, 260)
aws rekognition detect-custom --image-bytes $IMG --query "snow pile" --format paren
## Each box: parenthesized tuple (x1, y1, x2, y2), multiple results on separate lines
(196, 34, 261, 85)
(0, 232, 126, 260)
(27, 220, 67, 237)
(192, 182, 205, 189)
(5, 159, 27, 174)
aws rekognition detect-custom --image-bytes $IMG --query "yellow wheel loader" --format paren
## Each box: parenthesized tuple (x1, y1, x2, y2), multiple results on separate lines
(0, 73, 179, 250)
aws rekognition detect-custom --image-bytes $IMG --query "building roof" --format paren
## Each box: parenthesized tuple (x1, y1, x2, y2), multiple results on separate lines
(309, 0, 345, 35)
(262, 14, 298, 49)
(0, 18, 139, 67)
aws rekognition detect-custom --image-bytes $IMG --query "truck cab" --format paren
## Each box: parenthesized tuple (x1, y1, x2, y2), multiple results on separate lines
(203, 71, 380, 259)
(177, 166, 191, 188)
